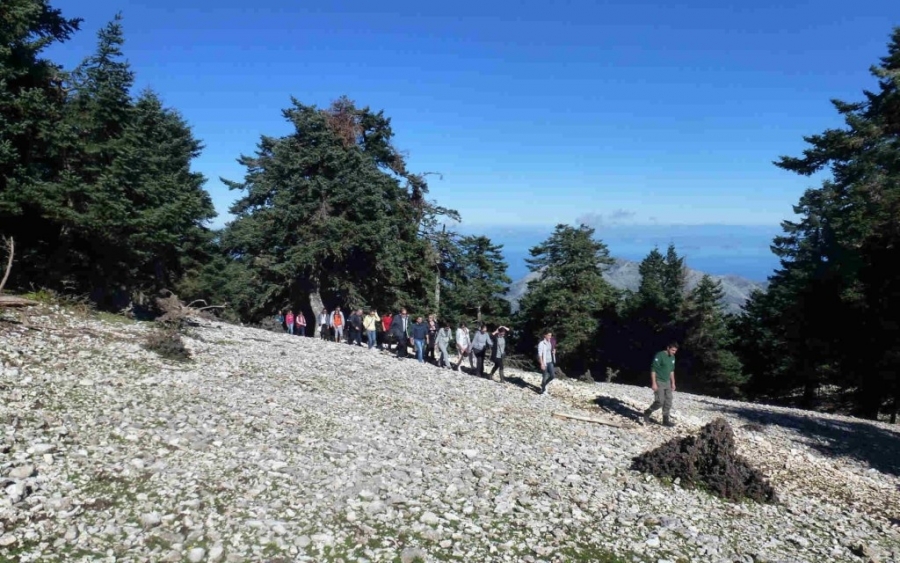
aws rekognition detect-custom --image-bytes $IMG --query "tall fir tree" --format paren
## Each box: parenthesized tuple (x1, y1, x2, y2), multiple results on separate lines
(517, 224, 618, 374)
(743, 27, 900, 419)
(0, 0, 80, 286)
(221, 97, 447, 323)
(443, 235, 511, 326)
(681, 275, 745, 396)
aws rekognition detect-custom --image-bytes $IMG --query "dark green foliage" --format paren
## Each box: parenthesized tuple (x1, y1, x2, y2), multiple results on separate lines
(631, 418, 777, 503)
(1, 9, 215, 308)
(603, 245, 688, 385)
(218, 96, 449, 321)
(681, 275, 746, 396)
(144, 325, 191, 362)
(516, 224, 618, 374)
(442, 235, 511, 326)
(735, 27, 900, 418)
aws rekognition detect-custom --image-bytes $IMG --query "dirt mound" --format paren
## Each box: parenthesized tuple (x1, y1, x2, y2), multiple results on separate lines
(631, 418, 777, 503)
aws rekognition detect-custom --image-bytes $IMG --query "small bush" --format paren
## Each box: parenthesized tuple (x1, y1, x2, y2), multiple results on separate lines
(631, 418, 777, 503)
(145, 326, 192, 362)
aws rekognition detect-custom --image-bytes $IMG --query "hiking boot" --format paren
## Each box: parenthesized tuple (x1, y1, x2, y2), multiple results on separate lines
(642, 410, 652, 425)
(662, 416, 675, 427)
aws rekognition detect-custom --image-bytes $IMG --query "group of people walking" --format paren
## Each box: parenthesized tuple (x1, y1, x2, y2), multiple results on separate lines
(276, 307, 532, 385)
(275, 307, 679, 409)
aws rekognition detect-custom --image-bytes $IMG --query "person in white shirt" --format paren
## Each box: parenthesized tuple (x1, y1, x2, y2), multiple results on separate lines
(537, 330, 555, 395)
(454, 322, 473, 372)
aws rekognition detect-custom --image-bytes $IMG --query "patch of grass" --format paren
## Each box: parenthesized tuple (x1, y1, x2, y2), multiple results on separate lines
(94, 310, 135, 325)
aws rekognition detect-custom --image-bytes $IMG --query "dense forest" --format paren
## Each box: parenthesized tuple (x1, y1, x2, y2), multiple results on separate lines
(1, 1, 898, 422)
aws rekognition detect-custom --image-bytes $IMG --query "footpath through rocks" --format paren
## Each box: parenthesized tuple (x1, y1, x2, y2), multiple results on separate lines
(1, 304, 899, 562)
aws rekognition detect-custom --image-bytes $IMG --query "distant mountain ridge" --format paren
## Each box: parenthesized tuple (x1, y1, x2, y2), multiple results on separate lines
(504, 258, 766, 314)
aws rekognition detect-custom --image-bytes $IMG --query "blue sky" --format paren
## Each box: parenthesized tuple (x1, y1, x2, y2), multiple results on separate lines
(45, 0, 896, 278)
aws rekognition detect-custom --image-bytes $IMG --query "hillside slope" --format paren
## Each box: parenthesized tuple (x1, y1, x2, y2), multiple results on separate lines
(1, 305, 898, 562)
(505, 258, 766, 314)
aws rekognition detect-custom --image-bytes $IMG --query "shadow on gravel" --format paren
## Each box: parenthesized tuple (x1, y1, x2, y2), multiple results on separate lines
(594, 395, 645, 423)
(504, 376, 542, 395)
(702, 400, 900, 477)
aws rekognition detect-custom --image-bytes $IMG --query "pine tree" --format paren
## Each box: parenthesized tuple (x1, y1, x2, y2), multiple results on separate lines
(444, 235, 511, 325)
(221, 97, 447, 323)
(751, 27, 900, 418)
(0, 0, 80, 287)
(517, 224, 618, 374)
(662, 243, 687, 315)
(682, 275, 746, 396)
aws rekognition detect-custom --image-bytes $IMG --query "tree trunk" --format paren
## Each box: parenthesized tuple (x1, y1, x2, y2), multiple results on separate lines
(309, 284, 326, 333)
(434, 268, 441, 316)
(476, 304, 482, 324)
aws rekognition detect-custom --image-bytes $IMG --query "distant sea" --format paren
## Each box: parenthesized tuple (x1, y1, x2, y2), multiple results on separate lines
(458, 224, 783, 283)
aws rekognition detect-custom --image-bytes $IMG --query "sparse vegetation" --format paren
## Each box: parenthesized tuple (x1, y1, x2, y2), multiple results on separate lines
(144, 325, 191, 362)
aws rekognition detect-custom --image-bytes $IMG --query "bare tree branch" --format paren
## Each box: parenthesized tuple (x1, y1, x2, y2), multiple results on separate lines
(0, 237, 13, 295)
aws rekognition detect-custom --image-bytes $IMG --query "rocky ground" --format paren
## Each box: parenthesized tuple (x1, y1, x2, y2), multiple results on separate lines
(1, 304, 899, 563)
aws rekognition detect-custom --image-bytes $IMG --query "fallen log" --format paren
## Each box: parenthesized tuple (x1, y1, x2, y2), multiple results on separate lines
(552, 411, 624, 428)
(0, 295, 39, 308)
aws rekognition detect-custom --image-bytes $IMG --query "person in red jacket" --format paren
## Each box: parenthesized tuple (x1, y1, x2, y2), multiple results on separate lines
(381, 312, 393, 351)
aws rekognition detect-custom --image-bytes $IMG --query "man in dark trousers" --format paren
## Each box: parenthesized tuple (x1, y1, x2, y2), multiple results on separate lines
(348, 309, 363, 346)
(643, 342, 678, 427)
(390, 308, 411, 359)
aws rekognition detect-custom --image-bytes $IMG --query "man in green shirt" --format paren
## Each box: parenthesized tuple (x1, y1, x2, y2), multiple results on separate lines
(643, 342, 678, 427)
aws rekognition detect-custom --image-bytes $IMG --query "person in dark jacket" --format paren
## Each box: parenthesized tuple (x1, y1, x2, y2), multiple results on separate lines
(348, 309, 363, 346)
(410, 316, 429, 363)
(425, 314, 438, 363)
(390, 308, 411, 359)
(488, 326, 509, 381)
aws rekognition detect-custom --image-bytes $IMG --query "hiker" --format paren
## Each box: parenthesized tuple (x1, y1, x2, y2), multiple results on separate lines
(330, 307, 345, 343)
(488, 326, 509, 381)
(454, 322, 472, 371)
(643, 343, 678, 427)
(425, 314, 438, 363)
(285, 310, 295, 335)
(435, 322, 452, 368)
(538, 330, 555, 395)
(364, 309, 379, 349)
(470, 324, 492, 377)
(318, 308, 330, 340)
(390, 308, 411, 359)
(348, 309, 363, 346)
(296, 310, 306, 336)
(411, 316, 429, 363)
(381, 311, 393, 351)
(275, 311, 285, 332)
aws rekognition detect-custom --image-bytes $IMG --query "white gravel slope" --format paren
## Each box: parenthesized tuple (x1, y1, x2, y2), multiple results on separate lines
(1, 305, 899, 563)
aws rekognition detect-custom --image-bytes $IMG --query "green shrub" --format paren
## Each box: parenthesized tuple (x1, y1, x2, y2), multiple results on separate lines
(631, 418, 777, 503)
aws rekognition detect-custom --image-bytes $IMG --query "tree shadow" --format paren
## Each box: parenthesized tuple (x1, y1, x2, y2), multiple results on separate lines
(503, 376, 542, 395)
(594, 395, 646, 424)
(697, 399, 900, 477)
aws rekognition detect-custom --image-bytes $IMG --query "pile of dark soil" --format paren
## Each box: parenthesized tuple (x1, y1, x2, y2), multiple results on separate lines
(631, 418, 777, 503)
